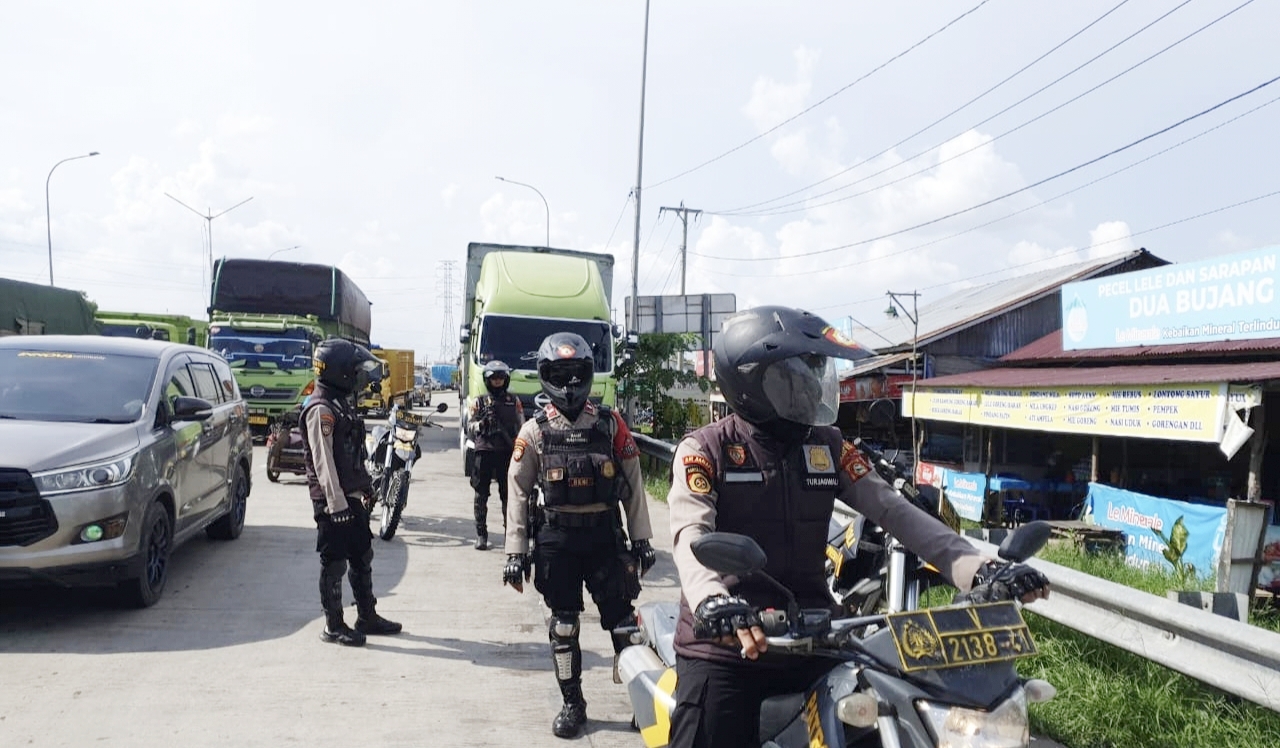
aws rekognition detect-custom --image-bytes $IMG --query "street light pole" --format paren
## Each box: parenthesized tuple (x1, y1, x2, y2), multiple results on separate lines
(267, 245, 300, 260)
(165, 193, 254, 292)
(494, 176, 550, 246)
(45, 151, 100, 286)
(887, 290, 921, 468)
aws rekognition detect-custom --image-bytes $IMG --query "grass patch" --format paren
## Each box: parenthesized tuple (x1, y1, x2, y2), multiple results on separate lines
(641, 459, 672, 503)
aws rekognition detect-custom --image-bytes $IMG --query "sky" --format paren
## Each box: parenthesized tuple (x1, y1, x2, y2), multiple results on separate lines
(4, 1, 1278, 363)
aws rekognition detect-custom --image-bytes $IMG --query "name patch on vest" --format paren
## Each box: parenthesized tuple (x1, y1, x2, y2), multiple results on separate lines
(561, 430, 589, 445)
(569, 477, 593, 488)
(546, 467, 565, 482)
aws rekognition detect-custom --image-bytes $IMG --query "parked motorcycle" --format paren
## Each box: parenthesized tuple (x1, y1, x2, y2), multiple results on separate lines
(616, 523, 1056, 748)
(365, 401, 447, 540)
(264, 407, 308, 482)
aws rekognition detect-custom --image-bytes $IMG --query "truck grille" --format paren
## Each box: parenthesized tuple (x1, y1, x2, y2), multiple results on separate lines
(245, 386, 298, 401)
(0, 469, 57, 547)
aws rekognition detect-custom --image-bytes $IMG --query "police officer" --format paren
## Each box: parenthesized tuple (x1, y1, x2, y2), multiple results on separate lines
(468, 360, 524, 550)
(667, 307, 1049, 748)
(502, 332, 657, 739)
(300, 338, 403, 647)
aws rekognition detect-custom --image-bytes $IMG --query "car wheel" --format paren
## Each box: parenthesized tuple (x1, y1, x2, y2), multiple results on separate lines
(118, 501, 172, 608)
(207, 465, 249, 540)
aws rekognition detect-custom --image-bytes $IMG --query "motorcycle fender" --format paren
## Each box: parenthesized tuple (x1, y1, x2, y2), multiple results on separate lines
(394, 447, 415, 462)
(624, 665, 677, 748)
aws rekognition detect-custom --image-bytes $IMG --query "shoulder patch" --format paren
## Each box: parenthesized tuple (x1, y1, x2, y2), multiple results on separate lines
(685, 466, 712, 494)
(682, 454, 714, 473)
(513, 437, 529, 462)
(319, 412, 335, 437)
(840, 442, 872, 482)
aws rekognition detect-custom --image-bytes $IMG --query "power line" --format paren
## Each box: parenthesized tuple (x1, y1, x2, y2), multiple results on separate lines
(692, 72, 1280, 262)
(719, 0, 1136, 215)
(658, 203, 704, 294)
(719, 0, 1245, 218)
(646, 0, 995, 190)
(604, 191, 633, 250)
(704, 91, 1280, 279)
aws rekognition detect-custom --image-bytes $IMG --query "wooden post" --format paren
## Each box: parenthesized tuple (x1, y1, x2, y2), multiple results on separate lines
(1217, 498, 1270, 598)
(1247, 402, 1266, 502)
(984, 427, 998, 525)
(1090, 436, 1100, 483)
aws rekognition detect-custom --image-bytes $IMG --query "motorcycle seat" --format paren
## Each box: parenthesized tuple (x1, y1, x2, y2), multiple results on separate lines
(758, 693, 805, 741)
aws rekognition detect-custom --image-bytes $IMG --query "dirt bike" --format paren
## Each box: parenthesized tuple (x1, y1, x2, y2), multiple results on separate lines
(616, 523, 1057, 748)
(365, 401, 447, 540)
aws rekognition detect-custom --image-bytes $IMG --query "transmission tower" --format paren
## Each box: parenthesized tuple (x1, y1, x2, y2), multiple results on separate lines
(437, 260, 458, 362)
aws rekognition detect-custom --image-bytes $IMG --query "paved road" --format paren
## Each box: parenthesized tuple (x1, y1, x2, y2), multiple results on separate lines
(1, 410, 678, 747)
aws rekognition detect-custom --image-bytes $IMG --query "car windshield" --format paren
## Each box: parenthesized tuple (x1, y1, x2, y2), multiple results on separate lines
(210, 327, 313, 371)
(0, 349, 158, 423)
(477, 315, 612, 373)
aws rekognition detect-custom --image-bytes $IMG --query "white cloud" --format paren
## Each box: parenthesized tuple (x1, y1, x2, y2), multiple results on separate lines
(743, 46, 819, 133)
(441, 183, 460, 208)
(1086, 220, 1134, 259)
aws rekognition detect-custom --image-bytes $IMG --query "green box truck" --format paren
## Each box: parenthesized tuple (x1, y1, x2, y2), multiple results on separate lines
(208, 258, 372, 437)
(0, 277, 98, 336)
(97, 311, 210, 346)
(458, 243, 620, 474)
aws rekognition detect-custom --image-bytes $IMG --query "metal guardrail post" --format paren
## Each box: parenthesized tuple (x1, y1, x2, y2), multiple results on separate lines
(633, 433, 676, 461)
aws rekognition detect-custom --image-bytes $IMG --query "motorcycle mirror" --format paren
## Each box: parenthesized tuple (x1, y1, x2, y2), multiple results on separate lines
(690, 532, 768, 577)
(436, 402, 448, 413)
(998, 520, 1053, 563)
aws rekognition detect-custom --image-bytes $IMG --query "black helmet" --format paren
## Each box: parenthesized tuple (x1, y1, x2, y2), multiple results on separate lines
(536, 332, 594, 420)
(313, 338, 381, 395)
(482, 360, 512, 395)
(714, 306, 873, 427)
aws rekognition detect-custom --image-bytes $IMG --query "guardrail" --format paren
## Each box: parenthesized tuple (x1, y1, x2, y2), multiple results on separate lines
(642, 437, 1280, 713)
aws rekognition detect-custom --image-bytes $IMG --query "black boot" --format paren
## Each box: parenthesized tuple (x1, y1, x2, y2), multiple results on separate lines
(350, 552, 402, 636)
(319, 561, 365, 646)
(474, 492, 490, 550)
(552, 683, 588, 739)
(475, 524, 489, 550)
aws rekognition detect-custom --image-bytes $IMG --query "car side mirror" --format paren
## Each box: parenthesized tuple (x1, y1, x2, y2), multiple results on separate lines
(171, 396, 214, 422)
(459, 324, 471, 345)
(436, 402, 448, 413)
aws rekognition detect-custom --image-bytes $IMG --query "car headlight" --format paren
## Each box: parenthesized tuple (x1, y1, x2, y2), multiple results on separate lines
(33, 454, 136, 496)
(916, 688, 1028, 748)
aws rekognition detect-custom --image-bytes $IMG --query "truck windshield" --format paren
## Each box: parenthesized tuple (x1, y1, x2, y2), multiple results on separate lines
(478, 316, 612, 372)
(100, 323, 170, 341)
(210, 328, 313, 371)
(0, 350, 158, 423)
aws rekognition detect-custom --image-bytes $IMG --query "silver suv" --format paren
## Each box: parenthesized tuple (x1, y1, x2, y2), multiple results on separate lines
(0, 335, 253, 606)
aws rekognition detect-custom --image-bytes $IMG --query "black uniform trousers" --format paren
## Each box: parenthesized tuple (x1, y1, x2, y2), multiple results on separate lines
(668, 654, 834, 748)
(471, 448, 512, 528)
(532, 515, 634, 629)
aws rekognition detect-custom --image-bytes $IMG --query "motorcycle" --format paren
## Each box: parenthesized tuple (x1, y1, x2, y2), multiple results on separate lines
(264, 407, 308, 482)
(365, 400, 447, 540)
(616, 523, 1057, 748)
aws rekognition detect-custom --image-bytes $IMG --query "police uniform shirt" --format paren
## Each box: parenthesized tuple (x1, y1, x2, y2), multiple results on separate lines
(504, 402, 653, 555)
(668, 431, 987, 611)
(305, 403, 355, 516)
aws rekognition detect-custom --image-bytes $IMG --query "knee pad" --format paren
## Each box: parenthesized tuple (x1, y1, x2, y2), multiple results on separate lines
(549, 611, 582, 683)
(549, 611, 580, 642)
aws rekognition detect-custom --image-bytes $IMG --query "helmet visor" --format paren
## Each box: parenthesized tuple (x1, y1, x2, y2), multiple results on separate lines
(542, 360, 592, 389)
(760, 354, 840, 426)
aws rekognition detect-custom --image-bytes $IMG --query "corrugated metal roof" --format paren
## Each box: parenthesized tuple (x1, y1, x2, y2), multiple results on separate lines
(851, 249, 1165, 351)
(840, 352, 914, 379)
(1001, 328, 1280, 362)
(915, 361, 1280, 388)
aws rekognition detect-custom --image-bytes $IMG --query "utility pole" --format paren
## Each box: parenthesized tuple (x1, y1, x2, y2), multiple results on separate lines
(627, 0, 652, 423)
(166, 193, 253, 293)
(658, 202, 702, 295)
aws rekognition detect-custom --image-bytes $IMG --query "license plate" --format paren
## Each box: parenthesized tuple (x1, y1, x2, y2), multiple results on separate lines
(886, 601, 1037, 672)
(249, 415, 269, 425)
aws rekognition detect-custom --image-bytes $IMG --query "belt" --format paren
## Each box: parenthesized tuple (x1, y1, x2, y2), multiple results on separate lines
(543, 509, 612, 528)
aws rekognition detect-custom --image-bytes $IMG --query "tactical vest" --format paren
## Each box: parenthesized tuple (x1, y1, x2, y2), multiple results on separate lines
(674, 414, 844, 664)
(474, 393, 522, 452)
(536, 406, 620, 508)
(300, 385, 371, 505)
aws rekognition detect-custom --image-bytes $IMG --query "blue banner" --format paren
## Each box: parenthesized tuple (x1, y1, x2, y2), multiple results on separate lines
(943, 471, 987, 522)
(1086, 483, 1227, 579)
(1061, 245, 1280, 350)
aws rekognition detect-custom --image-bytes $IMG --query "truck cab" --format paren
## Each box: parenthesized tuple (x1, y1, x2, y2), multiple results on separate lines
(97, 311, 209, 347)
(208, 314, 323, 435)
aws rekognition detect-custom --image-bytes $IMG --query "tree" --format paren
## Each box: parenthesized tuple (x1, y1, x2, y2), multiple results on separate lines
(616, 332, 709, 440)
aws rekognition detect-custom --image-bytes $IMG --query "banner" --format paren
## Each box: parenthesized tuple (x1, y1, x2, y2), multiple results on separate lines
(1085, 483, 1227, 578)
(839, 373, 914, 402)
(1061, 245, 1280, 350)
(943, 471, 987, 522)
(904, 383, 1228, 443)
(1261, 524, 1280, 592)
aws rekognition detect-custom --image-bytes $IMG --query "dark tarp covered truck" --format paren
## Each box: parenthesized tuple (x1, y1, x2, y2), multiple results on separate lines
(207, 258, 373, 436)
(0, 277, 98, 336)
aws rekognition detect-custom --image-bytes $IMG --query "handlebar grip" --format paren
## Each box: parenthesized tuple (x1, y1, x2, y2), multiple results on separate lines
(758, 609, 789, 637)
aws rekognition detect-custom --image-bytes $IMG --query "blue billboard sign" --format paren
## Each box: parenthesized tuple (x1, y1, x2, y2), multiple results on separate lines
(943, 470, 987, 522)
(1086, 483, 1227, 578)
(1060, 245, 1280, 350)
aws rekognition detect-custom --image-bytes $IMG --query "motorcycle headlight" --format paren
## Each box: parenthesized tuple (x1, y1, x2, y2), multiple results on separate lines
(34, 454, 136, 496)
(394, 426, 417, 442)
(916, 688, 1028, 748)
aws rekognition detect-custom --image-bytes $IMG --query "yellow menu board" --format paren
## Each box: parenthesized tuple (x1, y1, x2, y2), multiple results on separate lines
(902, 383, 1228, 442)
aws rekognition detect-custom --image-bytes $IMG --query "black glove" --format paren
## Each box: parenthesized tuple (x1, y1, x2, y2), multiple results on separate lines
(692, 595, 760, 640)
(503, 554, 531, 590)
(330, 508, 356, 525)
(632, 539, 656, 577)
(960, 561, 1050, 604)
